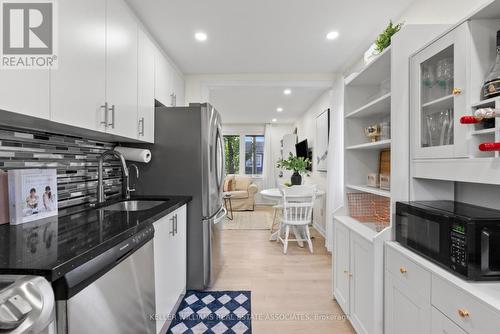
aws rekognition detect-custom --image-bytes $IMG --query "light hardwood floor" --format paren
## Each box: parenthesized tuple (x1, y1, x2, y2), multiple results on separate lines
(210, 227, 356, 333)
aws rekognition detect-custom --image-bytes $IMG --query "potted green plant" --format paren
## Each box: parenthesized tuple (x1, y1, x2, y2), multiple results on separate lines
(375, 21, 403, 53)
(276, 153, 311, 185)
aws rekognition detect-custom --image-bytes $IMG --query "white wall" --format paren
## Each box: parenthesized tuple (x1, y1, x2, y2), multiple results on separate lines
(294, 89, 333, 237)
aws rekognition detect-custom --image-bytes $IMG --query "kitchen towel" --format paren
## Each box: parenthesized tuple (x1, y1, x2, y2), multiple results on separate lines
(114, 146, 151, 163)
(0, 170, 9, 224)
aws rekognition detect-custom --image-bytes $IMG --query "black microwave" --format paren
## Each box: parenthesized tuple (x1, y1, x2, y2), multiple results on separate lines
(396, 201, 500, 281)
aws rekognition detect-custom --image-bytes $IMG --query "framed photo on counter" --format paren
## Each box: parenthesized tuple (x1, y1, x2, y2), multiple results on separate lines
(8, 169, 58, 225)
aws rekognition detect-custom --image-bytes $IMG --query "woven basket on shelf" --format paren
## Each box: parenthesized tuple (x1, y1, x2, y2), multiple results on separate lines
(346, 192, 390, 224)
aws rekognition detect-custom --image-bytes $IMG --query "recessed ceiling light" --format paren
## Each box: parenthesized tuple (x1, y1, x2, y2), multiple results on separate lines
(276, 107, 283, 112)
(326, 31, 339, 40)
(283, 89, 291, 95)
(272, 118, 277, 123)
(195, 32, 207, 42)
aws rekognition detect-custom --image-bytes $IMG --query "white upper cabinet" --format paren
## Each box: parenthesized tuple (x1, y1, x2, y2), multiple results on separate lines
(172, 68, 185, 107)
(411, 23, 467, 159)
(0, 0, 183, 141)
(105, 0, 138, 138)
(0, 70, 49, 120)
(50, 0, 106, 131)
(154, 49, 173, 107)
(154, 49, 184, 107)
(137, 28, 155, 142)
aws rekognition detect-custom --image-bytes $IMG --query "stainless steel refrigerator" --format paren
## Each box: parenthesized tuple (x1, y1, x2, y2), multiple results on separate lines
(136, 103, 226, 290)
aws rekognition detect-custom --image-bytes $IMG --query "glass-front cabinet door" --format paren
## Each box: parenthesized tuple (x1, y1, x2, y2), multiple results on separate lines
(411, 23, 467, 159)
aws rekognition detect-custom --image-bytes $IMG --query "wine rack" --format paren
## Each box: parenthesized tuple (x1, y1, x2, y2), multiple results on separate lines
(466, 98, 500, 158)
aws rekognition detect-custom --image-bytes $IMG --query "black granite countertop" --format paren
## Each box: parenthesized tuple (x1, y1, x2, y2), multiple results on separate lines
(0, 195, 191, 281)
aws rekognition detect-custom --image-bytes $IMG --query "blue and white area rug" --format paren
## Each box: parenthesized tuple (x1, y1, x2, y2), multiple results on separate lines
(168, 291, 252, 334)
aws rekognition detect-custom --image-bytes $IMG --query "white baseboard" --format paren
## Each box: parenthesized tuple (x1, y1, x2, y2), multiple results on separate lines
(313, 222, 326, 238)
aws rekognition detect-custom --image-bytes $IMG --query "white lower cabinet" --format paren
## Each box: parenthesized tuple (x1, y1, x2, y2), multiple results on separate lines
(385, 272, 431, 334)
(349, 233, 375, 334)
(431, 307, 467, 334)
(385, 242, 500, 334)
(333, 222, 350, 313)
(153, 205, 187, 334)
(332, 217, 389, 334)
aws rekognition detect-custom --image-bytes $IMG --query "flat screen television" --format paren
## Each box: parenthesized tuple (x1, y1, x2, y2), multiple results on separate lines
(295, 139, 308, 159)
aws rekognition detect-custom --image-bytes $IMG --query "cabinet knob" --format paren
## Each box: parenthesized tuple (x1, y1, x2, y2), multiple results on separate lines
(400, 267, 407, 274)
(458, 309, 470, 318)
(452, 88, 462, 96)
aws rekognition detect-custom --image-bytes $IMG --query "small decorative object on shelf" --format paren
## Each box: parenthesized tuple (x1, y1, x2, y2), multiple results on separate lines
(479, 142, 500, 151)
(276, 153, 311, 186)
(380, 174, 391, 191)
(380, 120, 391, 140)
(367, 173, 380, 188)
(460, 108, 499, 125)
(375, 21, 403, 53)
(364, 124, 381, 142)
(482, 30, 500, 100)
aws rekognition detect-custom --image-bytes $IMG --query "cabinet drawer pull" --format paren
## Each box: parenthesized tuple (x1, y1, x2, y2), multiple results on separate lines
(100, 102, 108, 127)
(400, 267, 407, 274)
(138, 117, 145, 136)
(169, 217, 175, 236)
(174, 214, 178, 235)
(108, 104, 115, 128)
(458, 309, 470, 318)
(452, 88, 462, 96)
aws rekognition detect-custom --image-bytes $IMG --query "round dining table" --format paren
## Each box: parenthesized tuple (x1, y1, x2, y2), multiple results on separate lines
(260, 187, 326, 199)
(260, 187, 325, 244)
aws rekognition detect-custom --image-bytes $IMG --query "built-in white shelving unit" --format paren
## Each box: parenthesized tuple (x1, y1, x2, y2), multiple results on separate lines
(337, 46, 392, 230)
(333, 45, 393, 334)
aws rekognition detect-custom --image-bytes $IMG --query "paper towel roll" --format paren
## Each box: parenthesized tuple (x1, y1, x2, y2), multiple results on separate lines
(114, 147, 151, 163)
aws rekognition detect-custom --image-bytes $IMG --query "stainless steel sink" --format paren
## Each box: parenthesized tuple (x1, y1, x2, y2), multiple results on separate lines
(101, 200, 166, 212)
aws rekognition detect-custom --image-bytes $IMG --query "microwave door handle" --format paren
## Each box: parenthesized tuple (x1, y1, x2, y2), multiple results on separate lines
(481, 229, 491, 273)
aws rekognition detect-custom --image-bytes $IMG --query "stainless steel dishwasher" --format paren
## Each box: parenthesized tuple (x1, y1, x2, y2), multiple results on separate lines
(55, 226, 156, 334)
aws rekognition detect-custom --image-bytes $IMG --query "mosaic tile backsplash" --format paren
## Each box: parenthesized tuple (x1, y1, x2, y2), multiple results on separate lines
(0, 126, 122, 215)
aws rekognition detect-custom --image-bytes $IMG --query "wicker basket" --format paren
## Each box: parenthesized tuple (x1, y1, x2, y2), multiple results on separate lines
(347, 192, 390, 224)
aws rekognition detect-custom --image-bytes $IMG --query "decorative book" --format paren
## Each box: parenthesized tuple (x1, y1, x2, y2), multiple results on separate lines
(8, 169, 58, 225)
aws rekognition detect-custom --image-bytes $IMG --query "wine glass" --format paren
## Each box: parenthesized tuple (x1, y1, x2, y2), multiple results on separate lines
(442, 57, 454, 95)
(422, 64, 435, 102)
(436, 58, 453, 97)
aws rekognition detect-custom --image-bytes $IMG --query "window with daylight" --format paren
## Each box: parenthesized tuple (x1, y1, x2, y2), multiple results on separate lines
(224, 135, 240, 175)
(245, 135, 264, 175)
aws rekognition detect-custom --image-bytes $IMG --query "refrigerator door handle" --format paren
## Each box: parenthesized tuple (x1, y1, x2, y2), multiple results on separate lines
(203, 206, 226, 222)
(213, 207, 227, 224)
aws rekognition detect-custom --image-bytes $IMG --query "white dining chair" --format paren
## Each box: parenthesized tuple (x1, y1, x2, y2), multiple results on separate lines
(278, 185, 317, 254)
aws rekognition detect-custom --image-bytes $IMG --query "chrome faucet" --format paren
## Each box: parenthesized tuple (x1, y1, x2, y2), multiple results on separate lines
(128, 164, 139, 193)
(97, 150, 130, 203)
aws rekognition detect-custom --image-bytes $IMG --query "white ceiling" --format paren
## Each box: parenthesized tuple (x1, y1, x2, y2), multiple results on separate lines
(125, 0, 415, 74)
(210, 86, 328, 124)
